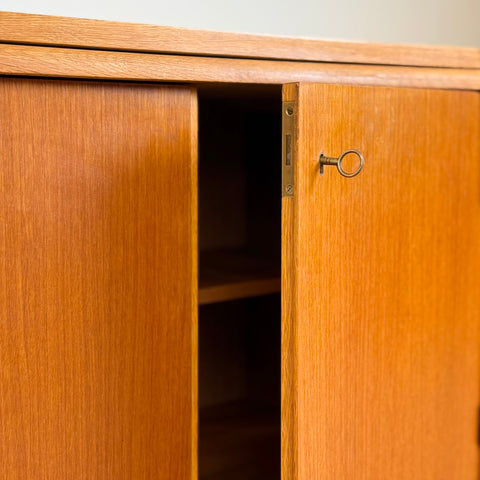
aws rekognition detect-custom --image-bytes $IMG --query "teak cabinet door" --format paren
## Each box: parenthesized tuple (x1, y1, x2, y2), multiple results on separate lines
(282, 83, 480, 480)
(0, 78, 197, 479)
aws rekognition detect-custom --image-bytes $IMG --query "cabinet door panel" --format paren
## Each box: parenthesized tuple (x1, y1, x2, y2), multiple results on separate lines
(0, 79, 197, 479)
(282, 83, 480, 479)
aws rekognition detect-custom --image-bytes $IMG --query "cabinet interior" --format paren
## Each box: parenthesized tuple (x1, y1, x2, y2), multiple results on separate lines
(198, 85, 282, 480)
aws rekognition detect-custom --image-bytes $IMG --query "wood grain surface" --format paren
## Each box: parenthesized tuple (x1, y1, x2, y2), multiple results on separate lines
(0, 11, 479, 69)
(281, 148, 297, 480)
(0, 78, 198, 479)
(282, 83, 480, 479)
(0, 44, 480, 90)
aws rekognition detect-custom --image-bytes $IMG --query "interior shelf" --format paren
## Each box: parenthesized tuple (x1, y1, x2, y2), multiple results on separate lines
(199, 401, 280, 480)
(199, 249, 280, 305)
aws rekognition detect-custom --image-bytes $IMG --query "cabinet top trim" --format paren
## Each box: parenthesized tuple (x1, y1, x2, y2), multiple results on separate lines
(1, 11, 479, 70)
(1, 43, 479, 90)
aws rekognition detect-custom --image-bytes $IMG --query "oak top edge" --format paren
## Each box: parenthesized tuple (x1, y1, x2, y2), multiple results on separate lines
(0, 11, 479, 69)
(1, 44, 479, 91)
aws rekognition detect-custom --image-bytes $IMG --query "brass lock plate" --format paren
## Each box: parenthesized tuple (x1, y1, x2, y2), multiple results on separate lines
(282, 101, 295, 198)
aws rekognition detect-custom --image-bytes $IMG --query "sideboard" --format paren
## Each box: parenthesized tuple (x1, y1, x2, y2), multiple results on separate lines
(1, 11, 479, 480)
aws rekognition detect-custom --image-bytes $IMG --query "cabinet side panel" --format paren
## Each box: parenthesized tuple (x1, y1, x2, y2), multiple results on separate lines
(292, 84, 480, 479)
(0, 78, 197, 479)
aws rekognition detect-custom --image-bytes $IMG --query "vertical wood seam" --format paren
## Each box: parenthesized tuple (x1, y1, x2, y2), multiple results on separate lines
(282, 83, 299, 480)
(190, 88, 199, 480)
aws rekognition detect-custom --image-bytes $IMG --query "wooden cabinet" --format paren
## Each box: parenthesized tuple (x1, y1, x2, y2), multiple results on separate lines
(0, 78, 198, 479)
(283, 83, 480, 479)
(0, 11, 479, 480)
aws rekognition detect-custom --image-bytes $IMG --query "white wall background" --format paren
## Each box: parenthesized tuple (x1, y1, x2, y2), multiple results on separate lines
(2, 0, 480, 47)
